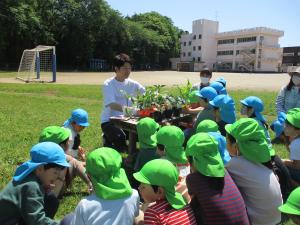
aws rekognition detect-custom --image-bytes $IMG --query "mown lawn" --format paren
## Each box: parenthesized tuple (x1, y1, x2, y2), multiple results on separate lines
(0, 83, 291, 222)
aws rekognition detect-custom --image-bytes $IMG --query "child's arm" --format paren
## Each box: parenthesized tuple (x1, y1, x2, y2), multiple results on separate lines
(69, 157, 93, 193)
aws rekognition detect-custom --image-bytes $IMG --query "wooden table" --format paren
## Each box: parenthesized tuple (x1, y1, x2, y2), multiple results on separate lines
(110, 114, 192, 155)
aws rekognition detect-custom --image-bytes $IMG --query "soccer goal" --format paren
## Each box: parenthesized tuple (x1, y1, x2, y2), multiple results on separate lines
(17, 45, 56, 83)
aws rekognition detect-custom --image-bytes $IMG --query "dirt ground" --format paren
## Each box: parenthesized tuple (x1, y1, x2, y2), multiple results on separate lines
(0, 71, 290, 91)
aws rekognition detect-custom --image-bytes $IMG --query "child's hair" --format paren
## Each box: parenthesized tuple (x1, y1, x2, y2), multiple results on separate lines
(187, 156, 224, 190)
(247, 107, 269, 130)
(113, 53, 132, 69)
(44, 163, 66, 170)
(59, 137, 69, 148)
(157, 143, 165, 151)
(286, 119, 300, 130)
(151, 185, 159, 193)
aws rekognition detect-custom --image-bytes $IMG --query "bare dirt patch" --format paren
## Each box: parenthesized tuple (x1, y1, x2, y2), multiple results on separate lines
(0, 71, 289, 91)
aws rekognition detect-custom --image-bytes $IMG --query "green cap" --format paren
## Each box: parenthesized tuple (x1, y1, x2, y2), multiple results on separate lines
(279, 187, 300, 215)
(186, 133, 225, 177)
(86, 147, 132, 200)
(225, 118, 271, 163)
(188, 90, 200, 104)
(133, 159, 186, 209)
(286, 108, 300, 129)
(196, 119, 219, 133)
(137, 117, 159, 149)
(39, 126, 71, 144)
(156, 126, 187, 164)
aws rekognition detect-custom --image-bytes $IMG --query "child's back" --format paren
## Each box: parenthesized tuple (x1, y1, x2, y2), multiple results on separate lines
(71, 190, 139, 225)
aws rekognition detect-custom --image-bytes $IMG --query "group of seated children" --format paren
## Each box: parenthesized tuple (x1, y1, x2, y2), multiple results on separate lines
(2, 71, 300, 224)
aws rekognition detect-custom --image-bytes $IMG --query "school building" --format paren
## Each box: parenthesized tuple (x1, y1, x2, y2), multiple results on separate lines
(176, 19, 284, 72)
(281, 46, 300, 72)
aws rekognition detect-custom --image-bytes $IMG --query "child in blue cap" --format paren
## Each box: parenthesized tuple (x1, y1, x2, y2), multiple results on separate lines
(240, 96, 271, 145)
(0, 142, 70, 225)
(63, 108, 89, 161)
(209, 94, 236, 136)
(210, 81, 227, 95)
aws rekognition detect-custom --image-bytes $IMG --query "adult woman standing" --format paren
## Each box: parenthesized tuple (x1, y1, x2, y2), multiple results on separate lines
(276, 67, 300, 114)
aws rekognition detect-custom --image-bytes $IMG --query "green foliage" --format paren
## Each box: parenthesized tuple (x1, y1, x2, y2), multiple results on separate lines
(0, 1, 182, 69)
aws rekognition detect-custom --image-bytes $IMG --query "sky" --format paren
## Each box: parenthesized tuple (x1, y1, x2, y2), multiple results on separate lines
(106, 0, 300, 47)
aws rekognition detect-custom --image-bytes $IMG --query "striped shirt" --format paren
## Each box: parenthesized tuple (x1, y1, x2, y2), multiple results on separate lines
(276, 85, 300, 114)
(144, 200, 197, 225)
(186, 171, 250, 225)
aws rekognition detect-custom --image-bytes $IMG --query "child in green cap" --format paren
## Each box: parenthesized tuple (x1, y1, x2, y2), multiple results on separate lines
(225, 118, 283, 225)
(61, 147, 140, 225)
(133, 159, 197, 224)
(185, 132, 250, 224)
(283, 108, 300, 184)
(0, 142, 70, 225)
(278, 187, 300, 225)
(156, 125, 191, 202)
(134, 117, 160, 172)
(39, 126, 93, 198)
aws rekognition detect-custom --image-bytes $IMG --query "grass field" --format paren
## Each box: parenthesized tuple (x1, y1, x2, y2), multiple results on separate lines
(0, 82, 291, 222)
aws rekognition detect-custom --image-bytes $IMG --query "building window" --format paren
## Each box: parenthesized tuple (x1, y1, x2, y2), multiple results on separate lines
(283, 52, 294, 57)
(184, 42, 186, 46)
(236, 50, 240, 55)
(193, 46, 196, 51)
(183, 52, 186, 57)
(193, 35, 196, 40)
(237, 36, 257, 43)
(198, 46, 201, 50)
(218, 39, 234, 45)
(257, 61, 261, 69)
(198, 57, 201, 62)
(198, 34, 202, 39)
(193, 57, 195, 61)
(188, 52, 191, 56)
(217, 50, 234, 56)
(251, 49, 256, 54)
(188, 41, 192, 46)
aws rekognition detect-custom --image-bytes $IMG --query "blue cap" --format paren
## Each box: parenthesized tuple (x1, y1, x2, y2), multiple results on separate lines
(65, 108, 89, 127)
(271, 112, 287, 137)
(210, 82, 227, 95)
(208, 132, 231, 165)
(240, 96, 265, 122)
(215, 77, 227, 87)
(209, 95, 236, 124)
(196, 86, 217, 101)
(13, 142, 70, 182)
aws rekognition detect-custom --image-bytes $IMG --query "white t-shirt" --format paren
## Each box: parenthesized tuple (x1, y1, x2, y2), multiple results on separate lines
(63, 123, 79, 159)
(101, 76, 145, 123)
(226, 156, 282, 225)
(71, 190, 140, 225)
(290, 138, 300, 160)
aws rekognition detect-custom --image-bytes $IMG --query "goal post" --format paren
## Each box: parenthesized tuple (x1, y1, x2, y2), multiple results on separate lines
(17, 45, 56, 83)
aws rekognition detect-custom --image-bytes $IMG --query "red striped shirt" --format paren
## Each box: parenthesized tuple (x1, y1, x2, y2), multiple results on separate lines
(144, 200, 197, 225)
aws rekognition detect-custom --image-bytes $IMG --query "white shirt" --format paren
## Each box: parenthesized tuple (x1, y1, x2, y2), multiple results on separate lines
(226, 156, 282, 225)
(290, 138, 300, 160)
(71, 190, 140, 225)
(63, 123, 79, 159)
(101, 76, 145, 123)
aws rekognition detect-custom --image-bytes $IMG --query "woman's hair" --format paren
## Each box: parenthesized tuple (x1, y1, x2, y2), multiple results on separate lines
(113, 53, 132, 69)
(44, 163, 65, 170)
(286, 74, 300, 93)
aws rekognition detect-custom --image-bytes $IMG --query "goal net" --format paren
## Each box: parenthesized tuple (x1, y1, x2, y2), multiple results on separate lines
(17, 45, 56, 83)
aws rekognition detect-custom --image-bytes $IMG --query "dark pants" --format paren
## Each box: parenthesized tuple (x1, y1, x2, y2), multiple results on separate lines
(101, 122, 128, 153)
(60, 213, 74, 225)
(44, 192, 59, 219)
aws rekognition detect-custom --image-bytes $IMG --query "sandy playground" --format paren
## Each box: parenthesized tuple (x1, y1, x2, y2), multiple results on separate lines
(0, 71, 290, 91)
